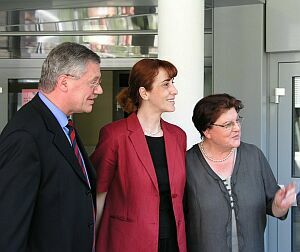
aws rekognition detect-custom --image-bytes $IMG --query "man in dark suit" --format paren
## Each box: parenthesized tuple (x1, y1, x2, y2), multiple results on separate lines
(0, 42, 103, 252)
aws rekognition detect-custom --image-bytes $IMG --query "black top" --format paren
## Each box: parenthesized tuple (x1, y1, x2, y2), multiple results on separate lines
(145, 136, 177, 239)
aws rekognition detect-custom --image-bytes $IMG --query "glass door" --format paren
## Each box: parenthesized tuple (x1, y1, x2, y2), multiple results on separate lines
(277, 62, 300, 252)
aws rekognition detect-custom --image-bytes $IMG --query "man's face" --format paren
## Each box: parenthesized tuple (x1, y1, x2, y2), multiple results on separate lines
(66, 61, 103, 114)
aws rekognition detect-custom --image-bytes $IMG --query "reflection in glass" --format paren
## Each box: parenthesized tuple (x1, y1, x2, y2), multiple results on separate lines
(0, 6, 158, 59)
(293, 77, 300, 177)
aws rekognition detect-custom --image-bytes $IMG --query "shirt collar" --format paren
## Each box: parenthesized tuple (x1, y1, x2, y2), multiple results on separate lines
(38, 91, 68, 128)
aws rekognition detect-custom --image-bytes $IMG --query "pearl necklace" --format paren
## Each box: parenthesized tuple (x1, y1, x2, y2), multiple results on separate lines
(144, 126, 162, 136)
(199, 141, 234, 162)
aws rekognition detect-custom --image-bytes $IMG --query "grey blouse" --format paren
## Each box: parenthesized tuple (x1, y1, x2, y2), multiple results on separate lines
(185, 142, 284, 252)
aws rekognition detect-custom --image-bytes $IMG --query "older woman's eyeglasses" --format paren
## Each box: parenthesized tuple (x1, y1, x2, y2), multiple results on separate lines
(211, 116, 244, 131)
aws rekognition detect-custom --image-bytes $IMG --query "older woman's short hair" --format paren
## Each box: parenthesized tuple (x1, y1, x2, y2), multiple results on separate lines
(192, 93, 243, 137)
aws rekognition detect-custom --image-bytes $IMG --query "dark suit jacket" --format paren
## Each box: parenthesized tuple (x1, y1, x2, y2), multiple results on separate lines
(91, 113, 187, 252)
(0, 95, 96, 252)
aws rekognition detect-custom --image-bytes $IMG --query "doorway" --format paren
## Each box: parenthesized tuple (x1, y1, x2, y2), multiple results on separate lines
(0, 61, 131, 155)
(277, 62, 300, 252)
(268, 59, 300, 252)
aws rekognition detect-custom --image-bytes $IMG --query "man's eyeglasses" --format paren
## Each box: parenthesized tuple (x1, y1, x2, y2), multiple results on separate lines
(65, 74, 101, 90)
(88, 80, 101, 90)
(211, 116, 244, 131)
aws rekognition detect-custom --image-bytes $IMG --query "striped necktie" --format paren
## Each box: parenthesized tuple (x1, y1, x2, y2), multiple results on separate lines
(66, 119, 88, 181)
(66, 119, 95, 251)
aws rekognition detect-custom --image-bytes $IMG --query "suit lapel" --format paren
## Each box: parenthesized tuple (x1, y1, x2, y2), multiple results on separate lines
(127, 113, 159, 192)
(31, 95, 90, 187)
(53, 132, 89, 186)
(161, 120, 177, 187)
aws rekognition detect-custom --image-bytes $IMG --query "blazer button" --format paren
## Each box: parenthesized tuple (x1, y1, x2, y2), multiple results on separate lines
(171, 194, 178, 198)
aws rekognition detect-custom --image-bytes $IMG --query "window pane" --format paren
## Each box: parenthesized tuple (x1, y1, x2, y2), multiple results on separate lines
(293, 77, 300, 177)
(0, 7, 158, 59)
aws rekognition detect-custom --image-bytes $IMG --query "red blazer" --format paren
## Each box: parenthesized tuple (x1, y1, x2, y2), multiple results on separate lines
(91, 113, 187, 252)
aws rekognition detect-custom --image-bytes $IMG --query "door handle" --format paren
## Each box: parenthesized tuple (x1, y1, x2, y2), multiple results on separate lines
(0, 87, 2, 94)
(274, 87, 286, 103)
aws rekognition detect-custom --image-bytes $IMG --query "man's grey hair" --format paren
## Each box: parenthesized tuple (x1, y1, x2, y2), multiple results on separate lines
(39, 42, 101, 93)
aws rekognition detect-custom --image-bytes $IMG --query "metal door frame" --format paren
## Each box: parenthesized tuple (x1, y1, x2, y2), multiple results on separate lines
(0, 59, 42, 132)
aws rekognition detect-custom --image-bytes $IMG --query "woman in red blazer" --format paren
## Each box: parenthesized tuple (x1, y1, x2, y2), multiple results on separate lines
(91, 59, 187, 252)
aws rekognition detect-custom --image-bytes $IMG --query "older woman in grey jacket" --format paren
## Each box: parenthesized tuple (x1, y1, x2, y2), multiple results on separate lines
(184, 93, 295, 252)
